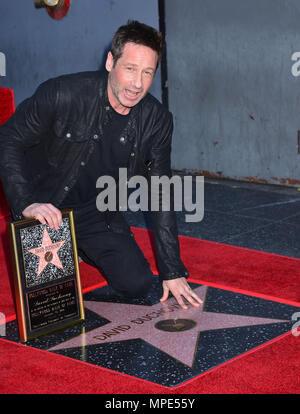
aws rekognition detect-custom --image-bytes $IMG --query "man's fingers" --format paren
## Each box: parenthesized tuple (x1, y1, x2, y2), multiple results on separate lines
(46, 204, 63, 229)
(38, 205, 56, 229)
(33, 213, 46, 226)
(183, 291, 202, 308)
(175, 294, 188, 310)
(184, 288, 203, 307)
(160, 285, 170, 302)
(161, 279, 204, 310)
(23, 203, 62, 230)
(192, 291, 203, 305)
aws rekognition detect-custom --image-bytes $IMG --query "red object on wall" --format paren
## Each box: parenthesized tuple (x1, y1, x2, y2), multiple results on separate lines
(46, 0, 70, 20)
(0, 88, 15, 125)
(0, 87, 15, 219)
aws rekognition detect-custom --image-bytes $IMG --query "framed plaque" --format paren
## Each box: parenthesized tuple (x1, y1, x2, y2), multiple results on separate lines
(8, 209, 85, 342)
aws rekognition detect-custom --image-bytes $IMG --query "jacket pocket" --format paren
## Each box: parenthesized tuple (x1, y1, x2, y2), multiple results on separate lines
(47, 121, 89, 168)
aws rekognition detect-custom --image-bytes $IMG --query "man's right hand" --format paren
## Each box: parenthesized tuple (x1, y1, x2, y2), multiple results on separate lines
(22, 203, 62, 230)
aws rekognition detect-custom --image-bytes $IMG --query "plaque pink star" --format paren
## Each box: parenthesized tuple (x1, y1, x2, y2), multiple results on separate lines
(49, 286, 289, 367)
(28, 226, 66, 277)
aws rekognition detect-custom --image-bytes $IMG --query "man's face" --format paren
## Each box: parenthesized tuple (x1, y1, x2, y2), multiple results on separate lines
(106, 42, 158, 114)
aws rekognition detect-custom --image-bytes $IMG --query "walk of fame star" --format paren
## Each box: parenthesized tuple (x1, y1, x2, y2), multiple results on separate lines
(49, 285, 290, 367)
(28, 226, 66, 277)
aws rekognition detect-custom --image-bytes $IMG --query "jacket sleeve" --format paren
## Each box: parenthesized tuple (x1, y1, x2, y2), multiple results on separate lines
(147, 110, 189, 281)
(0, 79, 58, 218)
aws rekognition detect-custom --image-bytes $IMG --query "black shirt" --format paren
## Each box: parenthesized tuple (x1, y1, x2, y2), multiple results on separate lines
(61, 106, 131, 209)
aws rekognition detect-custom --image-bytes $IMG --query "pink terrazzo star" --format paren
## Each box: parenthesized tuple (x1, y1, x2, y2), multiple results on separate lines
(49, 286, 289, 367)
(28, 226, 66, 277)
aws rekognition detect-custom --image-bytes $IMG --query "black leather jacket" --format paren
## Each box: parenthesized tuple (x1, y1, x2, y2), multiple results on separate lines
(0, 70, 188, 281)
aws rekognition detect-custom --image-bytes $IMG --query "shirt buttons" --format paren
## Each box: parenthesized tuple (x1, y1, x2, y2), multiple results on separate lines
(120, 136, 126, 144)
(64, 186, 69, 192)
(130, 152, 135, 157)
(80, 161, 85, 166)
(93, 134, 99, 140)
(105, 106, 110, 111)
(66, 132, 71, 138)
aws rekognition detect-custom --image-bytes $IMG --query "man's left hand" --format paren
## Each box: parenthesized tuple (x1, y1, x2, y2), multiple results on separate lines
(160, 277, 203, 310)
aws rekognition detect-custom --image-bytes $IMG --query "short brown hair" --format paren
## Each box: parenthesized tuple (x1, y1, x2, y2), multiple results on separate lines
(111, 20, 163, 68)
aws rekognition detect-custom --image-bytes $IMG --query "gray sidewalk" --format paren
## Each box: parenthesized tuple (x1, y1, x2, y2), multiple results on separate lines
(123, 176, 300, 259)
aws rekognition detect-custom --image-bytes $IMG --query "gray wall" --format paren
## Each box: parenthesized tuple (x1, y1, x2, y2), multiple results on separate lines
(165, 0, 300, 186)
(0, 0, 161, 106)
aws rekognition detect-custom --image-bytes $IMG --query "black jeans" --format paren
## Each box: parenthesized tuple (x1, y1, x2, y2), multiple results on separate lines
(72, 201, 153, 298)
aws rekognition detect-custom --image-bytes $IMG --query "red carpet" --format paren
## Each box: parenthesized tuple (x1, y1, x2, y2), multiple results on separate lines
(0, 215, 299, 394)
